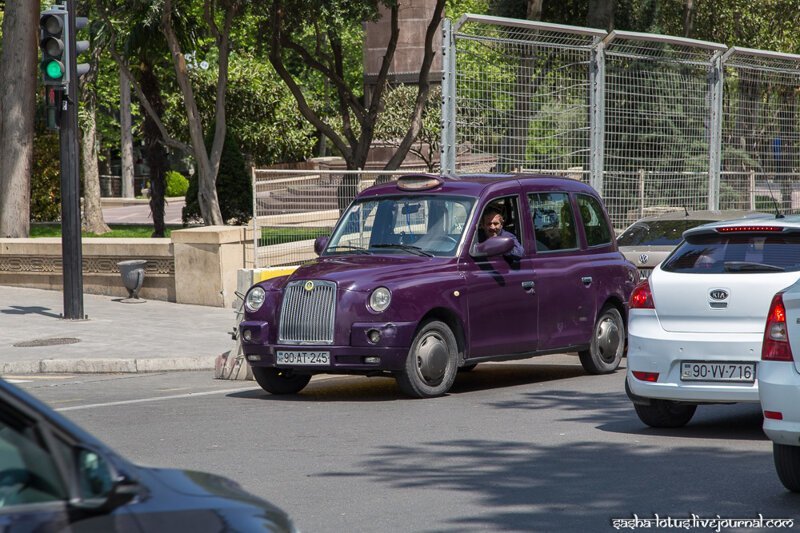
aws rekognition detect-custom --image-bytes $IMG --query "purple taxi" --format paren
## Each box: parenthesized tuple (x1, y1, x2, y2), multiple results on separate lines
(240, 174, 638, 398)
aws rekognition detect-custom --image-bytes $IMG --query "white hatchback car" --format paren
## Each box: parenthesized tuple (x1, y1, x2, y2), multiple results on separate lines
(626, 215, 800, 427)
(760, 285, 800, 492)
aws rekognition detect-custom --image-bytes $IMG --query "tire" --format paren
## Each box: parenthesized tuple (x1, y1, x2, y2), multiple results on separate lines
(773, 443, 800, 492)
(579, 306, 625, 374)
(633, 399, 697, 428)
(252, 366, 311, 395)
(396, 320, 458, 398)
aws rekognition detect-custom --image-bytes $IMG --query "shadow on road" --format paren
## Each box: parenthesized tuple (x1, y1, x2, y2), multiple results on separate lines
(313, 435, 793, 532)
(227, 363, 589, 403)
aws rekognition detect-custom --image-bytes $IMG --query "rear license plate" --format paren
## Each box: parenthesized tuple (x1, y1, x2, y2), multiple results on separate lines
(680, 361, 756, 383)
(276, 350, 330, 366)
(638, 268, 652, 280)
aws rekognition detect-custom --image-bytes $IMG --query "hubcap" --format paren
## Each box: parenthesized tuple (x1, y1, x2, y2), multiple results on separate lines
(415, 332, 449, 384)
(596, 317, 621, 363)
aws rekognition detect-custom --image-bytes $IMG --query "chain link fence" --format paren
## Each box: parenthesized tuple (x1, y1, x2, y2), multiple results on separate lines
(441, 14, 800, 228)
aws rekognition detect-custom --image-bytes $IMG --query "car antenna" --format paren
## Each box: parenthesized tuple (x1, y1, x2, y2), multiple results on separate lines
(766, 180, 785, 219)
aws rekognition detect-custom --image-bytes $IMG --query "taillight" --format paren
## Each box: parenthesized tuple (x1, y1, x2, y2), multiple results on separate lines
(764, 410, 784, 420)
(632, 371, 659, 382)
(762, 292, 794, 361)
(630, 280, 654, 309)
(716, 226, 784, 233)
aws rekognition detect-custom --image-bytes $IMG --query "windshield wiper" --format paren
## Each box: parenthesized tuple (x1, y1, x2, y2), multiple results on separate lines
(371, 244, 433, 257)
(326, 245, 372, 255)
(723, 261, 785, 273)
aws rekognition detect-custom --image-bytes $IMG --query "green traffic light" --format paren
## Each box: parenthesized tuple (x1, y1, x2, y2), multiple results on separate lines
(45, 60, 63, 80)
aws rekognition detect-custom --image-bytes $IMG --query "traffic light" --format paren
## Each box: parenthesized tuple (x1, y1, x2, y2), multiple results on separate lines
(44, 87, 62, 130)
(39, 7, 67, 86)
(74, 16, 90, 79)
(39, 5, 90, 87)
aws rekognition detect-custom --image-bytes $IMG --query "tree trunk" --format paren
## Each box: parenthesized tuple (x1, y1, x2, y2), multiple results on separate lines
(0, 0, 38, 238)
(139, 61, 167, 237)
(120, 67, 135, 198)
(683, 0, 695, 38)
(162, 0, 225, 226)
(586, 0, 616, 31)
(80, 110, 111, 234)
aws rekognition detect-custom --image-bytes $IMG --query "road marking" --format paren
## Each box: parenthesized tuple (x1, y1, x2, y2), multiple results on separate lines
(6, 379, 32, 384)
(55, 386, 258, 412)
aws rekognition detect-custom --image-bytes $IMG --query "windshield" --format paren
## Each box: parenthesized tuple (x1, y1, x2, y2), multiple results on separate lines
(325, 195, 476, 257)
(617, 219, 716, 246)
(661, 232, 800, 273)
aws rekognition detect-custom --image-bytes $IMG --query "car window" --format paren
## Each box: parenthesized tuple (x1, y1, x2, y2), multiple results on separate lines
(528, 192, 578, 252)
(577, 194, 612, 247)
(618, 219, 713, 246)
(0, 414, 67, 508)
(327, 195, 476, 257)
(662, 232, 800, 273)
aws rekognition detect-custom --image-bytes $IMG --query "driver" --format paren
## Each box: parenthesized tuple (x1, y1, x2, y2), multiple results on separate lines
(479, 207, 524, 259)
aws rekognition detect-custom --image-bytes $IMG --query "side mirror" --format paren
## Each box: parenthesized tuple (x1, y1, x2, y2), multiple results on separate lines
(70, 448, 139, 513)
(314, 236, 329, 256)
(470, 236, 514, 258)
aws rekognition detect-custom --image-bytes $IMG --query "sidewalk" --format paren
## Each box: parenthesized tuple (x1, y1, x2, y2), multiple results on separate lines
(0, 286, 236, 375)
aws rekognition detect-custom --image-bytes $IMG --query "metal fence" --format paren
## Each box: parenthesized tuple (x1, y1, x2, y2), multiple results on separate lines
(441, 14, 800, 228)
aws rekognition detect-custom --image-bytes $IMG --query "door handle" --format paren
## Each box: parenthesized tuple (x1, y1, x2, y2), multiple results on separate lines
(521, 281, 535, 293)
(581, 276, 592, 286)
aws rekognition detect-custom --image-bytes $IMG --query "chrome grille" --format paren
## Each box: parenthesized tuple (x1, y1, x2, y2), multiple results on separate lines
(278, 280, 336, 344)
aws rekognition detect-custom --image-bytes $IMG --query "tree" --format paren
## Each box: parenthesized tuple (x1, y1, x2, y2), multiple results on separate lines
(98, 0, 242, 227)
(0, 0, 38, 238)
(374, 84, 442, 172)
(79, 7, 111, 235)
(266, 0, 445, 176)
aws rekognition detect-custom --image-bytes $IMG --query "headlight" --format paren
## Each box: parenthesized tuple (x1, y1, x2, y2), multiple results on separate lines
(369, 287, 392, 312)
(245, 287, 266, 312)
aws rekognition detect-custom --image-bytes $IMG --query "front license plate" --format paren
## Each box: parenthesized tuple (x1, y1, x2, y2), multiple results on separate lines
(276, 350, 330, 366)
(680, 361, 756, 383)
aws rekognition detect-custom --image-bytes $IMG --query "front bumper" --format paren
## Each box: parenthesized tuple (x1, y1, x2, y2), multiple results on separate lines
(239, 320, 417, 373)
(759, 360, 800, 446)
(627, 312, 761, 403)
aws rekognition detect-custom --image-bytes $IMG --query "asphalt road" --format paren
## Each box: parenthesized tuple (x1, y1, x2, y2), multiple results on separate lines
(11, 356, 799, 533)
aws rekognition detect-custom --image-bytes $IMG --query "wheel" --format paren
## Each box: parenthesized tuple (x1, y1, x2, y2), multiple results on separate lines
(773, 443, 800, 492)
(252, 366, 311, 395)
(579, 306, 625, 374)
(459, 363, 478, 372)
(396, 320, 458, 398)
(633, 399, 697, 428)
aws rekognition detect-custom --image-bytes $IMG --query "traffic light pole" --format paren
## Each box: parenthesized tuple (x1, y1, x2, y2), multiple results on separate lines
(60, 0, 84, 320)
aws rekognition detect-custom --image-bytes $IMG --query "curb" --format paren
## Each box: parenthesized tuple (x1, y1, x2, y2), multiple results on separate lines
(1, 355, 218, 375)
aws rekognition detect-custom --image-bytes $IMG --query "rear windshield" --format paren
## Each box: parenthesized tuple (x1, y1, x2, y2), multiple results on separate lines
(661, 232, 800, 274)
(617, 219, 716, 246)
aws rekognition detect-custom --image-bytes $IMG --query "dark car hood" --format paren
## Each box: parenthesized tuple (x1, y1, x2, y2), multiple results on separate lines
(285, 255, 454, 291)
(133, 467, 294, 531)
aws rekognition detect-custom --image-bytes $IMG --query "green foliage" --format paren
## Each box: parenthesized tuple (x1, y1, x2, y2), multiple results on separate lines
(374, 84, 442, 170)
(31, 129, 62, 223)
(188, 52, 315, 165)
(182, 133, 252, 226)
(165, 170, 189, 197)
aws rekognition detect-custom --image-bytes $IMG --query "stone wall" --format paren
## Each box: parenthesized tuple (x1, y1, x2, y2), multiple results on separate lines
(0, 226, 254, 308)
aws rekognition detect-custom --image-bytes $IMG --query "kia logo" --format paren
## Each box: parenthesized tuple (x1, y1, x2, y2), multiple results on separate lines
(639, 254, 649, 264)
(709, 289, 729, 301)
